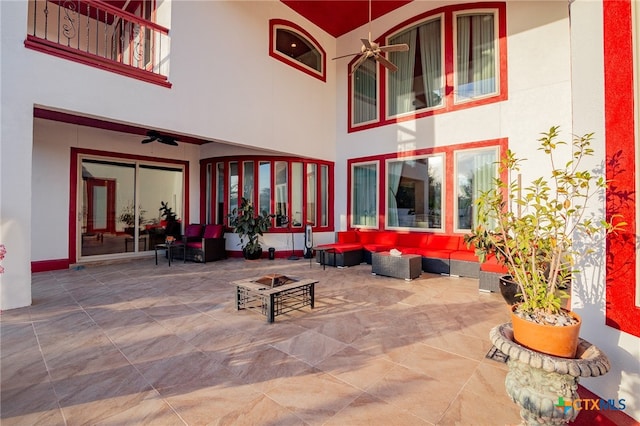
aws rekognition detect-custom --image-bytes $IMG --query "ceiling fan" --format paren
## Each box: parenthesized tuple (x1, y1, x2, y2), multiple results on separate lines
(141, 130, 179, 146)
(332, 0, 409, 75)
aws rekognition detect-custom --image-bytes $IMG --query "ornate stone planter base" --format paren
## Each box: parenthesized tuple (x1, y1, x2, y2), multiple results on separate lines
(490, 323, 610, 425)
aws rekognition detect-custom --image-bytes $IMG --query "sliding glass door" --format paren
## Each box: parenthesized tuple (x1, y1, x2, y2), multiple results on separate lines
(80, 156, 184, 258)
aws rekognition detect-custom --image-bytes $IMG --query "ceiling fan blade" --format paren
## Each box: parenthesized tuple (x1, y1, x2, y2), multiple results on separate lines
(161, 138, 179, 146)
(349, 54, 370, 76)
(361, 38, 373, 51)
(379, 43, 409, 53)
(141, 137, 156, 144)
(332, 52, 362, 60)
(376, 54, 398, 73)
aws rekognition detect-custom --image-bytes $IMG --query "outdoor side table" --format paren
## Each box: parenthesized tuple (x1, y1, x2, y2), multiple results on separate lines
(372, 251, 422, 281)
(155, 242, 185, 266)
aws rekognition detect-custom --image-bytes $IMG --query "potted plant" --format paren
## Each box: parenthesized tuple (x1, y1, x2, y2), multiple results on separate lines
(159, 201, 181, 239)
(466, 127, 625, 425)
(119, 203, 146, 235)
(228, 197, 274, 259)
(465, 126, 624, 358)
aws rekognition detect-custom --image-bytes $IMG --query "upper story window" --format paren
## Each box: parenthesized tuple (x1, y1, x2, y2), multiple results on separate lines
(454, 11, 498, 103)
(350, 3, 506, 130)
(387, 16, 444, 117)
(352, 58, 379, 125)
(269, 19, 326, 82)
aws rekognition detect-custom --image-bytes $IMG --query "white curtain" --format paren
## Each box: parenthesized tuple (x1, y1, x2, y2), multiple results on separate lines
(388, 29, 417, 116)
(457, 14, 495, 98)
(418, 20, 443, 108)
(353, 58, 377, 124)
(353, 164, 377, 226)
(472, 149, 498, 227)
(387, 161, 403, 226)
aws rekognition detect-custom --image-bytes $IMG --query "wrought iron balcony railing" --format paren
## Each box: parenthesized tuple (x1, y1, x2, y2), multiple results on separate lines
(26, 0, 171, 87)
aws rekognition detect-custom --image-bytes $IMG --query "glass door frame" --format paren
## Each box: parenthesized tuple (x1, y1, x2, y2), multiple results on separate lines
(71, 148, 189, 263)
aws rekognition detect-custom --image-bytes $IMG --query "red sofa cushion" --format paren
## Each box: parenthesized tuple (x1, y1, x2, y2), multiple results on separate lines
(450, 250, 480, 261)
(316, 243, 363, 254)
(397, 232, 430, 248)
(203, 224, 224, 239)
(428, 234, 461, 250)
(337, 231, 358, 244)
(362, 243, 392, 253)
(184, 224, 203, 238)
(356, 231, 378, 244)
(480, 256, 509, 273)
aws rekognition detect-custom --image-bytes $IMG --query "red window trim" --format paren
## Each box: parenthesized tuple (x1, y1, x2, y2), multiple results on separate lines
(69, 148, 189, 264)
(348, 2, 508, 133)
(347, 138, 508, 234)
(603, 0, 639, 337)
(269, 19, 327, 82)
(200, 156, 334, 233)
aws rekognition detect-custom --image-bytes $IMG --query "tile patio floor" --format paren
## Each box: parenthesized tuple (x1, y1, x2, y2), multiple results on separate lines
(2, 257, 526, 425)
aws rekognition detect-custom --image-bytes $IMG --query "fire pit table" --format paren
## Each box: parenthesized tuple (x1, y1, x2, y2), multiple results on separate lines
(232, 275, 317, 323)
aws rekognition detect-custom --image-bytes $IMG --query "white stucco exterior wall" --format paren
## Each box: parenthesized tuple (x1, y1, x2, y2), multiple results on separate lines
(1, 0, 337, 310)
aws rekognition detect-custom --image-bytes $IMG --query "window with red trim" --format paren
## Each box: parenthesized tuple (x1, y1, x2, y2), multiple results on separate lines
(269, 19, 327, 82)
(348, 139, 506, 233)
(201, 156, 334, 232)
(349, 3, 507, 131)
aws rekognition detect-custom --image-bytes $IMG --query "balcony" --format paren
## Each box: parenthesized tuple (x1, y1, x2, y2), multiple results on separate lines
(25, 0, 171, 87)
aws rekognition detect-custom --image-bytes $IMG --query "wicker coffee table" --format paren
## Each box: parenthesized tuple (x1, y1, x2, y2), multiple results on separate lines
(372, 251, 422, 281)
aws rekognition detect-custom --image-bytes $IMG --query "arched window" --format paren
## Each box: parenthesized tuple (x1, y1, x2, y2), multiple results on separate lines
(269, 19, 326, 82)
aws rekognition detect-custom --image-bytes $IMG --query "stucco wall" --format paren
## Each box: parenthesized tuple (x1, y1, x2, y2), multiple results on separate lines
(0, 0, 338, 310)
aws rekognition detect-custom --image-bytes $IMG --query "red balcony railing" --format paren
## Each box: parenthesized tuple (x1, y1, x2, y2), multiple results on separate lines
(25, 0, 171, 87)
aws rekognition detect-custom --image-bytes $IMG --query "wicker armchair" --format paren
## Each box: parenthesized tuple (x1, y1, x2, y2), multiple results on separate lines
(185, 224, 226, 263)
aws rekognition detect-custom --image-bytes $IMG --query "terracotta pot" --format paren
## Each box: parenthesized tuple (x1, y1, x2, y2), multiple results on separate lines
(510, 304, 582, 358)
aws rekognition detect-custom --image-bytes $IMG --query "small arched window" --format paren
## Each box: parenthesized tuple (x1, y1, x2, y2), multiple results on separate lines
(270, 19, 326, 82)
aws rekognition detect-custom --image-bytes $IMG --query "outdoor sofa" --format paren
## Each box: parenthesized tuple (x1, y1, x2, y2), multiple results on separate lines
(314, 230, 508, 291)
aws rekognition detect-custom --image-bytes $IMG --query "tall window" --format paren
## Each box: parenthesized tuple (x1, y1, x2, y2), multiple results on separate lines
(275, 161, 289, 227)
(454, 148, 498, 231)
(351, 162, 379, 228)
(258, 161, 271, 217)
(388, 17, 444, 116)
(216, 162, 224, 224)
(352, 58, 378, 125)
(306, 164, 317, 226)
(291, 162, 303, 227)
(386, 155, 444, 230)
(228, 161, 239, 222)
(454, 11, 497, 102)
(320, 165, 329, 227)
(243, 161, 254, 207)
